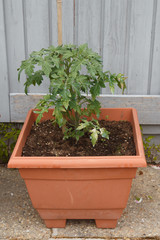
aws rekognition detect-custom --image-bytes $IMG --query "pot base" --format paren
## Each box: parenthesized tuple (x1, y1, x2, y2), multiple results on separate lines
(38, 208, 123, 228)
(95, 219, 117, 228)
(44, 219, 66, 228)
(43, 219, 117, 228)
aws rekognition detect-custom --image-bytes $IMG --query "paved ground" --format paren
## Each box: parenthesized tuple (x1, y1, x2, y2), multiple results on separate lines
(0, 164, 160, 240)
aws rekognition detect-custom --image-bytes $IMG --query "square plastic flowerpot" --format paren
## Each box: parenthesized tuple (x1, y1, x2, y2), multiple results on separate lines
(8, 108, 146, 228)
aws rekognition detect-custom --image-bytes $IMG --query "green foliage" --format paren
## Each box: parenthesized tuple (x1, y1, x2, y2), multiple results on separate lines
(76, 119, 109, 146)
(143, 136, 154, 159)
(18, 44, 127, 146)
(0, 123, 20, 163)
(140, 126, 160, 161)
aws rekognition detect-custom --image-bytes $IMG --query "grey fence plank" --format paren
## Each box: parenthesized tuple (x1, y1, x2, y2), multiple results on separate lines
(102, 0, 129, 94)
(0, 0, 10, 122)
(142, 125, 160, 135)
(127, 0, 153, 94)
(150, 0, 160, 95)
(75, 0, 102, 53)
(48, 0, 58, 46)
(24, 0, 50, 93)
(3, 0, 26, 93)
(24, 0, 50, 54)
(62, 0, 74, 44)
(98, 95, 160, 125)
(10, 94, 160, 125)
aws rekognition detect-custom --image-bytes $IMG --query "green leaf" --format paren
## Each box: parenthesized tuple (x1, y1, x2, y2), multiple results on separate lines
(90, 83, 101, 99)
(87, 99, 101, 118)
(72, 82, 81, 96)
(63, 100, 69, 110)
(71, 59, 84, 73)
(52, 57, 60, 68)
(100, 128, 110, 139)
(42, 61, 52, 77)
(77, 121, 89, 130)
(18, 68, 23, 81)
(35, 113, 43, 124)
(31, 70, 43, 85)
(145, 136, 154, 142)
(109, 85, 115, 94)
(62, 51, 73, 59)
(25, 62, 34, 77)
(78, 43, 88, 52)
(90, 128, 98, 147)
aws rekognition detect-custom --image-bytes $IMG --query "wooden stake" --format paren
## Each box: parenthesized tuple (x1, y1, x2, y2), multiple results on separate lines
(57, 0, 62, 45)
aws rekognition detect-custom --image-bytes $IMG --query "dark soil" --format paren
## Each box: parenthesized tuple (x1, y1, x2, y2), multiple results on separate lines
(22, 120, 136, 157)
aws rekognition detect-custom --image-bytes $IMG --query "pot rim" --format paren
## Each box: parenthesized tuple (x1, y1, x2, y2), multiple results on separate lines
(8, 108, 147, 169)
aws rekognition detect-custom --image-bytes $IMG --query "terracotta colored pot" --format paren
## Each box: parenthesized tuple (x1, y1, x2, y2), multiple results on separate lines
(8, 108, 146, 228)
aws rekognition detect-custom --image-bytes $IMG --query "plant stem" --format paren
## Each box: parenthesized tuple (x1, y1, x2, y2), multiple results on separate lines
(75, 111, 80, 129)
(62, 125, 66, 134)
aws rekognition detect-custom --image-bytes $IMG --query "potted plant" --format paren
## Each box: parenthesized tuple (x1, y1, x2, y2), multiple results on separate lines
(8, 44, 146, 229)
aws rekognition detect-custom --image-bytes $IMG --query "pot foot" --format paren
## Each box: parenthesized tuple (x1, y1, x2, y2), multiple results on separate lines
(44, 219, 66, 228)
(95, 219, 117, 228)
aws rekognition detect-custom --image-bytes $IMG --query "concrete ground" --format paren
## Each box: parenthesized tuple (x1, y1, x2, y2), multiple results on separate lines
(0, 164, 160, 240)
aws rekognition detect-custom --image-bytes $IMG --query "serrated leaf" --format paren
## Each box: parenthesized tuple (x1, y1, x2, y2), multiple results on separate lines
(25, 63, 34, 77)
(51, 74, 59, 79)
(109, 84, 115, 94)
(72, 82, 81, 96)
(77, 121, 89, 130)
(63, 100, 69, 110)
(71, 59, 84, 73)
(31, 70, 43, 85)
(90, 83, 101, 99)
(79, 43, 88, 51)
(42, 62, 52, 77)
(117, 73, 122, 78)
(43, 94, 51, 101)
(52, 57, 60, 68)
(87, 99, 101, 118)
(54, 109, 64, 126)
(35, 113, 43, 124)
(100, 128, 110, 139)
(99, 79, 106, 88)
(62, 51, 73, 59)
(90, 128, 98, 147)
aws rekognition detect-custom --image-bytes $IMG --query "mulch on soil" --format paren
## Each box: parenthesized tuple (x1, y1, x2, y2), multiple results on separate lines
(22, 120, 136, 157)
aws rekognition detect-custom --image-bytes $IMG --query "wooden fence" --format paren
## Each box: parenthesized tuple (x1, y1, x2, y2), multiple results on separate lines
(0, 0, 160, 136)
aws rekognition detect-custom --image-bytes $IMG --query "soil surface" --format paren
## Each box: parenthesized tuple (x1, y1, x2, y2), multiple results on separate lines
(22, 120, 136, 157)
